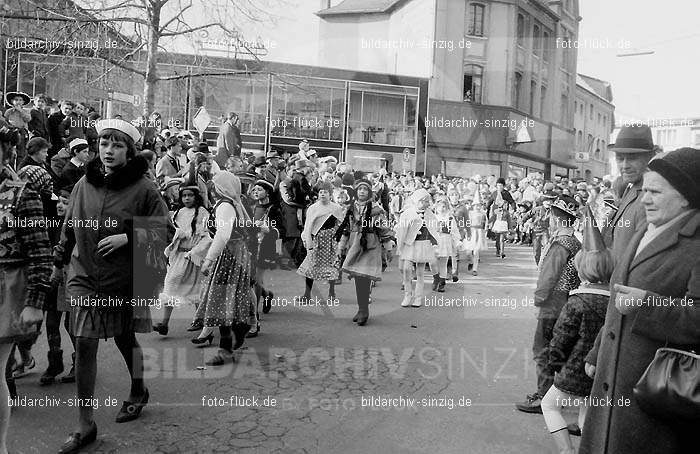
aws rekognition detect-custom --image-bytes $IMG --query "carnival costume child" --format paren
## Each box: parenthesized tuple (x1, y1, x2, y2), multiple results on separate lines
(336, 179, 394, 326)
(298, 181, 345, 302)
(396, 188, 439, 307)
(155, 181, 212, 336)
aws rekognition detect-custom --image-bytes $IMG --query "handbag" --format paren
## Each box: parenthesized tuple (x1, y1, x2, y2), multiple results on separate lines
(633, 347, 700, 421)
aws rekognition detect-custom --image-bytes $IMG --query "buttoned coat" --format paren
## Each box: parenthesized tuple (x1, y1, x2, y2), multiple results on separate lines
(601, 181, 647, 260)
(579, 210, 700, 454)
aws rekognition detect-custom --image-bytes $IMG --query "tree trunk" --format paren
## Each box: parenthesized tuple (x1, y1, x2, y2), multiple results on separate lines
(143, 3, 161, 118)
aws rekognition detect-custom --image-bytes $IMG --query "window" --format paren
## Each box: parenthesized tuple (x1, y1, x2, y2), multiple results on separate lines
(347, 82, 419, 146)
(517, 14, 525, 46)
(530, 80, 537, 115)
(587, 133, 593, 151)
(270, 76, 346, 140)
(540, 85, 547, 119)
(463, 64, 483, 103)
(603, 115, 607, 129)
(542, 30, 551, 62)
(574, 129, 578, 147)
(514, 72, 522, 109)
(579, 102, 583, 115)
(560, 93, 568, 124)
(577, 130, 583, 150)
(467, 3, 485, 37)
(598, 113, 601, 124)
(601, 140, 606, 152)
(589, 104, 594, 120)
(595, 138, 600, 155)
(533, 24, 541, 56)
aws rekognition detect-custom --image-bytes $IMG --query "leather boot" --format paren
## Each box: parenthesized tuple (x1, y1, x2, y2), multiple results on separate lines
(7, 376, 17, 400)
(431, 274, 440, 291)
(40, 349, 64, 385)
(551, 427, 575, 454)
(437, 278, 446, 293)
(356, 298, 369, 326)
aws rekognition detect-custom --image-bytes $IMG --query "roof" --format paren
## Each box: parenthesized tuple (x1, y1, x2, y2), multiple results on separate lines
(578, 74, 613, 103)
(316, 0, 409, 17)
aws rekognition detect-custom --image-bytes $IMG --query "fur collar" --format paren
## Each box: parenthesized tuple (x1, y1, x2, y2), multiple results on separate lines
(86, 155, 149, 190)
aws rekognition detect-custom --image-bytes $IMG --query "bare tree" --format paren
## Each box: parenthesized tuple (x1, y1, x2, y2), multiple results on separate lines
(1, 0, 283, 116)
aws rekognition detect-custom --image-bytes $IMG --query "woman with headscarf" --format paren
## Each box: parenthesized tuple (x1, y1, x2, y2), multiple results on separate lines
(336, 179, 394, 325)
(0, 127, 52, 454)
(297, 181, 345, 302)
(55, 119, 173, 454)
(191, 171, 256, 366)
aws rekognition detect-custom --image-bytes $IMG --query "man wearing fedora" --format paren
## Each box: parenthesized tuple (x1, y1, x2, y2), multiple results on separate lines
(516, 195, 581, 414)
(601, 124, 655, 259)
(260, 149, 285, 189)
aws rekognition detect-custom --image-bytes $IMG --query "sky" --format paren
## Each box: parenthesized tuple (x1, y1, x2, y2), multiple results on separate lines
(577, 0, 700, 122)
(235, 0, 699, 123)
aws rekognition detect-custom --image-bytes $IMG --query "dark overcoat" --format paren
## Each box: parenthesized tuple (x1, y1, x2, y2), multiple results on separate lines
(580, 210, 700, 454)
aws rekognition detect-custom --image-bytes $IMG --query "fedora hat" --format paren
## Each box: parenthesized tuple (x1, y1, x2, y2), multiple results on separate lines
(266, 149, 281, 160)
(5, 91, 31, 106)
(612, 125, 654, 154)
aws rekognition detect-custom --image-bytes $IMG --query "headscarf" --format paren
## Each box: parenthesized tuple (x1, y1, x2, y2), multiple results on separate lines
(407, 188, 431, 209)
(212, 171, 250, 223)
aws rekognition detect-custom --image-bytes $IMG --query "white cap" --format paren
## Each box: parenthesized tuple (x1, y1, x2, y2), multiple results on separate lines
(69, 138, 89, 151)
(307, 148, 317, 157)
(95, 118, 142, 143)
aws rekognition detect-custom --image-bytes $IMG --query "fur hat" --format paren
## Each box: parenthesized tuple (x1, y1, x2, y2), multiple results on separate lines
(648, 147, 700, 208)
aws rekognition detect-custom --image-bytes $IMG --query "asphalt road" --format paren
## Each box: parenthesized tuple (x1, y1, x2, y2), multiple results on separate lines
(9, 243, 579, 454)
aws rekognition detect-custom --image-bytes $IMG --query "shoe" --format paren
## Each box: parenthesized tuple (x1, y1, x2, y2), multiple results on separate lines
(567, 423, 581, 437)
(12, 356, 36, 379)
(61, 365, 76, 384)
(262, 292, 273, 314)
(501, 254, 506, 259)
(401, 291, 414, 307)
(437, 278, 446, 293)
(356, 313, 369, 326)
(233, 324, 250, 350)
(431, 274, 440, 291)
(246, 324, 260, 338)
(191, 333, 214, 346)
(57, 422, 97, 454)
(60, 353, 75, 383)
(206, 349, 234, 366)
(115, 388, 149, 423)
(412, 294, 423, 307)
(472, 270, 478, 276)
(400, 284, 404, 290)
(40, 350, 64, 386)
(452, 275, 459, 282)
(186, 319, 203, 332)
(152, 323, 168, 336)
(515, 393, 542, 414)
(352, 311, 360, 322)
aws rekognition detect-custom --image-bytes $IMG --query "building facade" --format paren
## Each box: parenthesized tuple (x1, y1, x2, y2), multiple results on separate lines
(318, 0, 588, 179)
(573, 74, 615, 180)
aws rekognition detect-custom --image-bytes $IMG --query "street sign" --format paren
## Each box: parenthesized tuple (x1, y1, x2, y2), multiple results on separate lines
(575, 151, 590, 162)
(110, 91, 135, 103)
(192, 107, 212, 137)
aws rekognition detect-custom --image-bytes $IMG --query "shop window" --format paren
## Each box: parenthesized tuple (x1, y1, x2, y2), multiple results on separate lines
(348, 82, 418, 146)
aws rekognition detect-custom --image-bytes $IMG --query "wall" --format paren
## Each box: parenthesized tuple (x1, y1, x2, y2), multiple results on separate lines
(317, 0, 434, 77)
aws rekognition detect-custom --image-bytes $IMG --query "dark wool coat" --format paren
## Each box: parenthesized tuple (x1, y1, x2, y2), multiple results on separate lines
(580, 210, 700, 454)
(62, 156, 174, 320)
(548, 288, 609, 397)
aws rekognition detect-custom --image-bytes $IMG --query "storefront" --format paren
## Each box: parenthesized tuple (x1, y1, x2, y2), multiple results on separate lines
(6, 50, 429, 171)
